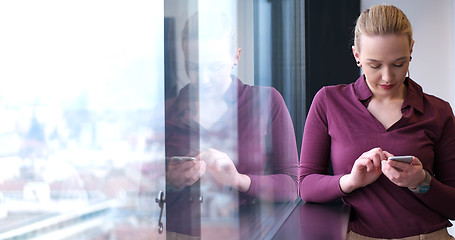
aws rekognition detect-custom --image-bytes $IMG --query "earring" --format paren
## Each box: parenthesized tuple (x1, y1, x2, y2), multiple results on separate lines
(232, 62, 238, 68)
(410, 56, 412, 61)
(356, 61, 361, 67)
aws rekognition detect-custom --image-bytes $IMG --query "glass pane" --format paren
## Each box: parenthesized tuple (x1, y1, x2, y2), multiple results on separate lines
(0, 1, 165, 239)
(164, 0, 299, 239)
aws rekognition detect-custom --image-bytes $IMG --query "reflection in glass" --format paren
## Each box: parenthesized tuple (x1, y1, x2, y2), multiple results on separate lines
(164, 4, 298, 239)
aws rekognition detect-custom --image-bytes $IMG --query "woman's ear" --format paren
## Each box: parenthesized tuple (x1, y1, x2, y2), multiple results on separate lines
(352, 46, 361, 66)
(410, 40, 415, 55)
(352, 45, 360, 61)
(232, 48, 242, 68)
(236, 48, 242, 62)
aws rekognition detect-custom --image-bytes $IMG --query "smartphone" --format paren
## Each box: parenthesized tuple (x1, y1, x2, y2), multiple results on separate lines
(169, 156, 197, 162)
(387, 156, 413, 164)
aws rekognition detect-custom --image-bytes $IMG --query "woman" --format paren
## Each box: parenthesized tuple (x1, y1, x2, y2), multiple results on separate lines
(165, 12, 298, 238)
(299, 5, 455, 239)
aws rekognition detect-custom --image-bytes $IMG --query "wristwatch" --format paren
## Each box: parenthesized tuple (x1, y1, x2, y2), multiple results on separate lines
(408, 170, 431, 194)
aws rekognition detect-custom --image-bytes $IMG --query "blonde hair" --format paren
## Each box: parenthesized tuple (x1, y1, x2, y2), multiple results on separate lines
(354, 5, 413, 52)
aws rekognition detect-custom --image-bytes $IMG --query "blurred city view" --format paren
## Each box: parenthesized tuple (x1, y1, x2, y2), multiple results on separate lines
(0, 1, 166, 239)
(0, 99, 166, 239)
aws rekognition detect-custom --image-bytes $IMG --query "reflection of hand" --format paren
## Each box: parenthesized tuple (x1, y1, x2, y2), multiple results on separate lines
(381, 156, 426, 188)
(197, 148, 251, 193)
(340, 147, 392, 193)
(166, 158, 206, 189)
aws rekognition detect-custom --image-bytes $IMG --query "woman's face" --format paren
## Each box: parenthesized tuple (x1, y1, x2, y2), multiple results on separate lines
(353, 34, 413, 99)
(183, 38, 237, 99)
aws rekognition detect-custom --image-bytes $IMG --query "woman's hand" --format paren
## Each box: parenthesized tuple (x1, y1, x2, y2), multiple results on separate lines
(340, 147, 392, 193)
(197, 148, 251, 193)
(381, 156, 426, 188)
(166, 157, 206, 189)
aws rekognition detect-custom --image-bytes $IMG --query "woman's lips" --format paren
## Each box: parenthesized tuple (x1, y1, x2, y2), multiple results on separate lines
(380, 84, 395, 90)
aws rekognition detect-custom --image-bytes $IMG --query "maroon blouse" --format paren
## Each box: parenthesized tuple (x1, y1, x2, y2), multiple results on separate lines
(165, 78, 298, 235)
(299, 75, 455, 238)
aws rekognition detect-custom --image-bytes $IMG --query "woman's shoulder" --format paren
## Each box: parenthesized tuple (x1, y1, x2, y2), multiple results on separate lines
(238, 82, 290, 116)
(422, 92, 453, 115)
(313, 83, 354, 102)
(241, 81, 276, 93)
(239, 81, 283, 101)
(407, 78, 451, 111)
(320, 83, 352, 93)
(422, 92, 449, 104)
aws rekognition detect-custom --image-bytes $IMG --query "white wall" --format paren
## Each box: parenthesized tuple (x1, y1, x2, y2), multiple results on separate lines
(361, 0, 455, 108)
(361, 1, 455, 235)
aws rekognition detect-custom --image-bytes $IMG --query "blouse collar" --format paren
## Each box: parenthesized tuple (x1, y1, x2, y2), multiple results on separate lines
(354, 74, 424, 113)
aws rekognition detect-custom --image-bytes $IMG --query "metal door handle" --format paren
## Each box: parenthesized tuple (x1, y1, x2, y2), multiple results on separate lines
(155, 191, 165, 234)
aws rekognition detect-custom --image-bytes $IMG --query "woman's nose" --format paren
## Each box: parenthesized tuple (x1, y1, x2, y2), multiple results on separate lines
(198, 69, 211, 85)
(382, 67, 394, 83)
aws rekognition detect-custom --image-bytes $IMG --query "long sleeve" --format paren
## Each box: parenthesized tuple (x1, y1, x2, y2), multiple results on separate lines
(298, 88, 346, 202)
(417, 101, 455, 219)
(243, 88, 299, 202)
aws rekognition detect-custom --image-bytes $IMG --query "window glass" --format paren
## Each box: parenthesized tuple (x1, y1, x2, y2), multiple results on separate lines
(0, 1, 165, 239)
(164, 0, 299, 239)
(0, 0, 300, 239)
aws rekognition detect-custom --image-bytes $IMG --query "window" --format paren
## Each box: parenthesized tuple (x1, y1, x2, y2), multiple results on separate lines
(163, 0, 301, 239)
(0, 0, 312, 239)
(0, 1, 165, 239)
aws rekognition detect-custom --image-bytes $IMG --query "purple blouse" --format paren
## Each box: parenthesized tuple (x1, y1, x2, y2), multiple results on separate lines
(166, 78, 298, 235)
(299, 75, 455, 238)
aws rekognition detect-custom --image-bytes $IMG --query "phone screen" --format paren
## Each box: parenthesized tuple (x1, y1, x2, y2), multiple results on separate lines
(387, 156, 413, 164)
(169, 156, 197, 162)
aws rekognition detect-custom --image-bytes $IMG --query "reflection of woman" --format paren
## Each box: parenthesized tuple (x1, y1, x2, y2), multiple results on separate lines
(299, 5, 455, 239)
(165, 12, 298, 237)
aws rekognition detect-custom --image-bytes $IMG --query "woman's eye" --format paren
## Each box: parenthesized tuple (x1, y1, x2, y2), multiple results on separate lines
(370, 65, 380, 69)
(393, 63, 404, 68)
(210, 65, 224, 71)
(208, 63, 226, 71)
